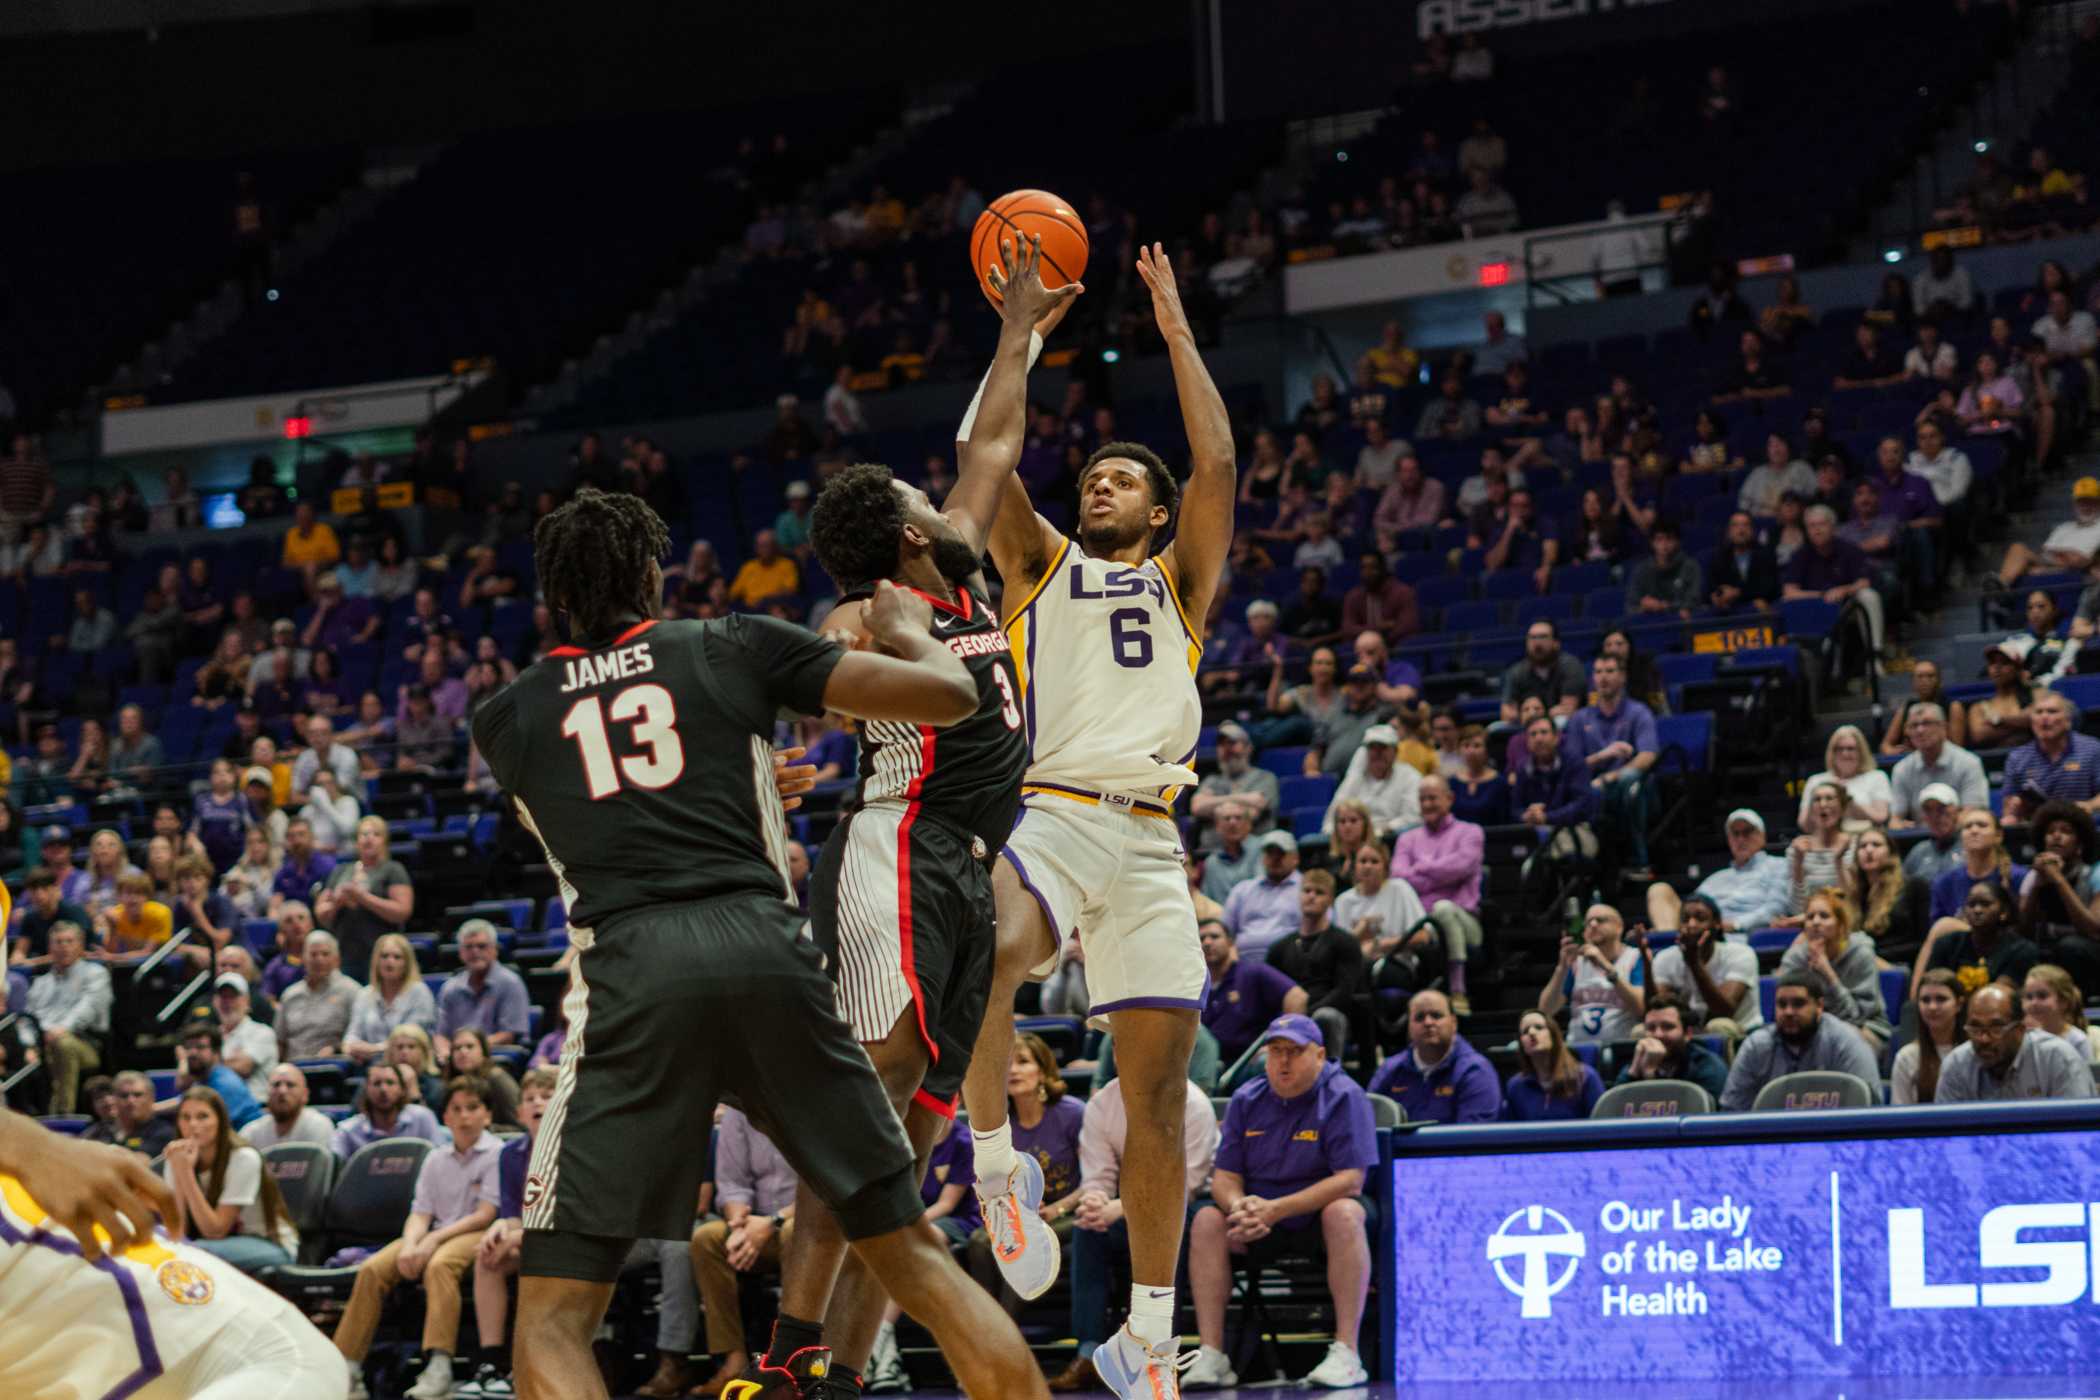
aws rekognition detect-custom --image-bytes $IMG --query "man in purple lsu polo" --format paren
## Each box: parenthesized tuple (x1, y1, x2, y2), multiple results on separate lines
(1182, 1013, 1376, 1389)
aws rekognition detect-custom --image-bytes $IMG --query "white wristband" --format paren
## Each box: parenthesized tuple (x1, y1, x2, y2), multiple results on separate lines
(956, 331, 1047, 444)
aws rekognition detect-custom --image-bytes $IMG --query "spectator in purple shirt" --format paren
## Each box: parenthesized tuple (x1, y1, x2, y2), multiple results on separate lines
(1185, 1014, 1377, 1389)
(190, 759, 251, 874)
(400, 587, 453, 662)
(1221, 832, 1305, 956)
(258, 903, 316, 1001)
(1200, 917, 1309, 1066)
(1563, 654, 1661, 878)
(1389, 777, 1485, 1013)
(468, 1067, 560, 1397)
(301, 571, 378, 654)
(1340, 551, 1420, 643)
(269, 819, 337, 914)
(399, 649, 470, 725)
(434, 920, 531, 1049)
(1202, 599, 1288, 698)
(1510, 714, 1600, 837)
(328, 1060, 443, 1159)
(331, 1076, 503, 1397)
(1871, 434, 1942, 594)
(1785, 505, 1886, 656)
(1367, 989, 1500, 1123)
(1501, 1009, 1606, 1120)
(966, 1034, 1086, 1316)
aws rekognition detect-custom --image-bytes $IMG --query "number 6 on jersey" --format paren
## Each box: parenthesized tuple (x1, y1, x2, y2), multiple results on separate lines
(561, 684, 686, 798)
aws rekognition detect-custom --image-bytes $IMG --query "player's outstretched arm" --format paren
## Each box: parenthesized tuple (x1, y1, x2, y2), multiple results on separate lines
(1138, 241, 1235, 635)
(0, 1104, 176, 1260)
(823, 580, 977, 726)
(947, 234, 1081, 557)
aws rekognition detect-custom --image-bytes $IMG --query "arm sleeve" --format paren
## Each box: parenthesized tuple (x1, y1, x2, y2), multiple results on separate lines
(714, 615, 846, 725)
(1835, 1023, 1882, 1084)
(1212, 1098, 1245, 1177)
(410, 1157, 437, 1217)
(1077, 1097, 1115, 1195)
(1324, 1087, 1379, 1172)
(498, 974, 531, 1038)
(1888, 1044, 1919, 1105)
(499, 1141, 526, 1218)
(468, 693, 522, 793)
(1456, 1059, 1503, 1124)
(716, 1114, 755, 1206)
(217, 1147, 263, 1209)
(1719, 1039, 1762, 1111)
(1632, 706, 1661, 757)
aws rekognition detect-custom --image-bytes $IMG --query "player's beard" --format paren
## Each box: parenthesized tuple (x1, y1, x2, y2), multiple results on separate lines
(1080, 512, 1150, 556)
(930, 533, 982, 585)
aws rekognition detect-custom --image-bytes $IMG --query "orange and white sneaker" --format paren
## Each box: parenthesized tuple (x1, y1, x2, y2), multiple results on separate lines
(1094, 1326, 1211, 1397)
(976, 1152, 1060, 1300)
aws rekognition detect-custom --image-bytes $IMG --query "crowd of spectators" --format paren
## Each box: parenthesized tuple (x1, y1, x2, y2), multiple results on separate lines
(6, 217, 2100, 1394)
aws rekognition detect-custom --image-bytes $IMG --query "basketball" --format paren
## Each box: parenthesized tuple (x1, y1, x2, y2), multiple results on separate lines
(969, 188, 1088, 307)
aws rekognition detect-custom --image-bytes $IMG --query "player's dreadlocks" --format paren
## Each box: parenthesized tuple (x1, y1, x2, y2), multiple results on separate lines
(809, 462, 907, 593)
(534, 486, 670, 644)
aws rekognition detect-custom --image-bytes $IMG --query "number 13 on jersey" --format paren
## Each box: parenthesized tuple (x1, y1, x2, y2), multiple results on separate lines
(562, 684, 686, 798)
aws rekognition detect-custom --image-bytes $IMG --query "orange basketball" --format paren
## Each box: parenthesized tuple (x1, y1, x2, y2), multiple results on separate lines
(969, 189, 1088, 307)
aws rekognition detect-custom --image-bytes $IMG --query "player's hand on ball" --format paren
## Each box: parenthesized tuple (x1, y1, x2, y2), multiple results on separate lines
(8, 1127, 177, 1261)
(987, 233, 1082, 335)
(865, 578, 934, 648)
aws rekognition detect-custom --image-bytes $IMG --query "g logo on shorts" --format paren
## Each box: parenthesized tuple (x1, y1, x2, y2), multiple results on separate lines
(523, 1174, 546, 1210)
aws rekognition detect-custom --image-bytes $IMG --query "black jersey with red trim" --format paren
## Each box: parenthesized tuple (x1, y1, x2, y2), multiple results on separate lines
(842, 583, 1027, 850)
(471, 615, 842, 933)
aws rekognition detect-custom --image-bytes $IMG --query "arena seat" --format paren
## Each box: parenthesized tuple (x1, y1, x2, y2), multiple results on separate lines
(1750, 1071, 1878, 1112)
(1592, 1080, 1714, 1119)
(262, 1137, 434, 1306)
(260, 1141, 338, 1264)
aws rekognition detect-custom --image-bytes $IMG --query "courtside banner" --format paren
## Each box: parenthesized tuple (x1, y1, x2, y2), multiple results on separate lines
(1389, 1128, 2100, 1380)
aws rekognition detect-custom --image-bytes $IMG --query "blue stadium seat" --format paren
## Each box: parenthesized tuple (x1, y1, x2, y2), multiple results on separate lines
(1514, 595, 1574, 627)
(1257, 746, 1309, 777)
(1655, 713, 1713, 774)
(1291, 806, 1327, 838)
(1481, 572, 1534, 603)
(1581, 586, 1624, 621)
(1415, 576, 1472, 611)
(1445, 601, 1502, 633)
(1780, 597, 1841, 642)
(1279, 774, 1337, 811)
(1879, 967, 1909, 1015)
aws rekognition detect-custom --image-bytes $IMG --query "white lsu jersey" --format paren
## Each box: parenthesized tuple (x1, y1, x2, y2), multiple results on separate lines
(0, 1172, 343, 1400)
(1005, 539, 1203, 800)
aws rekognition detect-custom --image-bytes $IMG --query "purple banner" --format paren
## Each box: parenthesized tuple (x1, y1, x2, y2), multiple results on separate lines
(1389, 1130, 2100, 1381)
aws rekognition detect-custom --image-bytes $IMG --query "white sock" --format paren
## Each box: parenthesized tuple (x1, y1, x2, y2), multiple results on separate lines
(972, 1121, 1016, 1187)
(1128, 1283, 1177, 1348)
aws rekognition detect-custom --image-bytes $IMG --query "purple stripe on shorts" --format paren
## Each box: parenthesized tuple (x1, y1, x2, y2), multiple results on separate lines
(0, 1210, 163, 1398)
(997, 842, 1067, 942)
(1089, 994, 1207, 1015)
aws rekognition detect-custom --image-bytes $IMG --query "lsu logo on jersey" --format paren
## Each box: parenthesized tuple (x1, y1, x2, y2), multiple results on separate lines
(1067, 564, 1167, 607)
(156, 1257, 216, 1306)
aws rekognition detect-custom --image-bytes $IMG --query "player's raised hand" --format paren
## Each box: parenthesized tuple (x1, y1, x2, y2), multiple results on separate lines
(1134, 240, 1191, 341)
(864, 578, 935, 650)
(2, 1115, 177, 1260)
(986, 233, 1082, 338)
